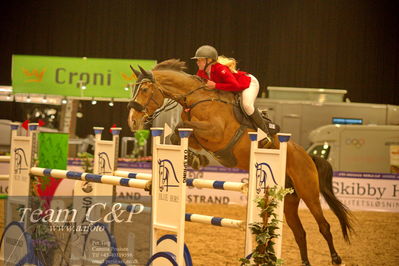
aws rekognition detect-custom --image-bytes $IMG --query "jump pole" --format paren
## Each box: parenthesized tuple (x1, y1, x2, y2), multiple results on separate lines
(0, 156, 11, 162)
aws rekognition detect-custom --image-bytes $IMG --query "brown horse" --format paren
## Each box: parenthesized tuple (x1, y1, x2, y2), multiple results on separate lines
(127, 59, 353, 266)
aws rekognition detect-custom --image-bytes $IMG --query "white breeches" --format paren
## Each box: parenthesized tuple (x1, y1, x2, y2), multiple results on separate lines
(241, 74, 259, 115)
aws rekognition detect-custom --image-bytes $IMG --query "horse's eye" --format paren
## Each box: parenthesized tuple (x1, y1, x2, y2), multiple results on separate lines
(142, 87, 148, 93)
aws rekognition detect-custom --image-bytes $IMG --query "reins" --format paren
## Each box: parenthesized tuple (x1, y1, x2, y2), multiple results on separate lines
(130, 74, 235, 125)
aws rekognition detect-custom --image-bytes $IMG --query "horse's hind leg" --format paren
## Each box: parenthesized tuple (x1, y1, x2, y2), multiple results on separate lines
(284, 193, 311, 266)
(286, 142, 342, 265)
(294, 168, 342, 264)
(304, 197, 342, 265)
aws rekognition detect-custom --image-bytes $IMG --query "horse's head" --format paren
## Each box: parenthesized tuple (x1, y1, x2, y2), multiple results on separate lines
(127, 66, 165, 131)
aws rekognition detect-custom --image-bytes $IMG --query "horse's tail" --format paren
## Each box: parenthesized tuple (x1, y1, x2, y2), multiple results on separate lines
(311, 155, 354, 243)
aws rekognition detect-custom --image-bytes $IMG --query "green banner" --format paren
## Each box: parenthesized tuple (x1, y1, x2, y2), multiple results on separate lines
(12, 55, 156, 98)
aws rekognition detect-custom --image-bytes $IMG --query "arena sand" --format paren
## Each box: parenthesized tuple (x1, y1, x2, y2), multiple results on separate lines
(185, 204, 399, 266)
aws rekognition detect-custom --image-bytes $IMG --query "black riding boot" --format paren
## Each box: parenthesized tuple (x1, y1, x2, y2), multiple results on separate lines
(249, 109, 272, 141)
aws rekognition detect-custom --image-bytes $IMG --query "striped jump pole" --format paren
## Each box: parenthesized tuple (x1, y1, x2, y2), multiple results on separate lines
(118, 203, 151, 214)
(113, 170, 152, 180)
(186, 178, 247, 193)
(30, 167, 151, 190)
(114, 170, 247, 193)
(185, 213, 244, 229)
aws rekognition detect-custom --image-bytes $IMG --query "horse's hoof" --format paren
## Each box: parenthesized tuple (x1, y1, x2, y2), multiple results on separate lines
(199, 154, 209, 167)
(190, 157, 201, 170)
(301, 261, 311, 266)
(331, 253, 342, 265)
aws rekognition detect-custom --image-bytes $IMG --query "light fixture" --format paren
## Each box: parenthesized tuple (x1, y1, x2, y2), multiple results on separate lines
(26, 95, 31, 102)
(78, 80, 87, 90)
(6, 94, 11, 100)
(61, 97, 68, 104)
(109, 98, 114, 107)
(125, 83, 134, 91)
(42, 96, 48, 103)
(91, 97, 97, 105)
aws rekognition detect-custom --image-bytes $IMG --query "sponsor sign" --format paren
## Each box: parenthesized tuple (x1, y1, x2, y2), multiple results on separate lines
(333, 171, 399, 212)
(12, 55, 156, 98)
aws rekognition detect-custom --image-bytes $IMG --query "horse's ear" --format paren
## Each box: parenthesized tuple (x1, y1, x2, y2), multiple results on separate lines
(138, 65, 153, 80)
(138, 65, 148, 75)
(130, 65, 141, 79)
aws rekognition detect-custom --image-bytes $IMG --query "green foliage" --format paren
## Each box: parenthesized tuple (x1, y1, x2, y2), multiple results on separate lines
(32, 154, 50, 192)
(77, 152, 94, 173)
(128, 130, 150, 158)
(240, 186, 294, 266)
(25, 196, 58, 262)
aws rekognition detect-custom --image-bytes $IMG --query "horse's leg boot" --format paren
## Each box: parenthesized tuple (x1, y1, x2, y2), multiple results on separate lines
(249, 109, 272, 143)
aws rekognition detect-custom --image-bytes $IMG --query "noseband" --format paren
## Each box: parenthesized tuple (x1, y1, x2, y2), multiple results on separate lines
(128, 78, 164, 114)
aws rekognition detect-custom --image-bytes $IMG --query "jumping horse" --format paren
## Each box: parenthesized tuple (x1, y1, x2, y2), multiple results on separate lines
(127, 59, 353, 266)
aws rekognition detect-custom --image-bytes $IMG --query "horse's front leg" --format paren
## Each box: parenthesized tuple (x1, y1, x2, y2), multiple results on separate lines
(169, 122, 209, 170)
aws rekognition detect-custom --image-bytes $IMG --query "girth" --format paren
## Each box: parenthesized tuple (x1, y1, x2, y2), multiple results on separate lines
(210, 124, 247, 168)
(184, 98, 246, 168)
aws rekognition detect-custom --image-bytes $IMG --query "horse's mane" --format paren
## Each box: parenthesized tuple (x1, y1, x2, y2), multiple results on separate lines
(153, 59, 187, 72)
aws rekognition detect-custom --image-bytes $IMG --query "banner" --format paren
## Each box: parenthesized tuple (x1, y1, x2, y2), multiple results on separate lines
(12, 55, 156, 98)
(333, 171, 399, 212)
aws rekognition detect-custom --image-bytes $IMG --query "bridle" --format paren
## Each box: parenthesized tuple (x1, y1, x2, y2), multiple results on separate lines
(127, 78, 165, 114)
(128, 74, 231, 125)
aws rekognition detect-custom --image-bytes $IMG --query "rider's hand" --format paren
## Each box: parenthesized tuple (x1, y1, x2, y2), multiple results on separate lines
(206, 80, 216, 89)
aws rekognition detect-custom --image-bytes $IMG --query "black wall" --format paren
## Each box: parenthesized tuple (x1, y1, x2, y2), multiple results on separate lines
(1, 0, 398, 136)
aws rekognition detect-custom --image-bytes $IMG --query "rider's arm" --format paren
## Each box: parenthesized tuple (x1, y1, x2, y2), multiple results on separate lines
(212, 64, 242, 92)
(196, 70, 209, 80)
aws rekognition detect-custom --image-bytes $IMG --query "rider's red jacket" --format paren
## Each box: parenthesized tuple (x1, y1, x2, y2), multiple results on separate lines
(196, 63, 251, 92)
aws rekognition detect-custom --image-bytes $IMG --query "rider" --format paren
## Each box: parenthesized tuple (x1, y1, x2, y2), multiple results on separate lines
(192, 45, 272, 139)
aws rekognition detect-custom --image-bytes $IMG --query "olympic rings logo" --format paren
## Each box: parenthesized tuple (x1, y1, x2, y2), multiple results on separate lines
(345, 138, 365, 148)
